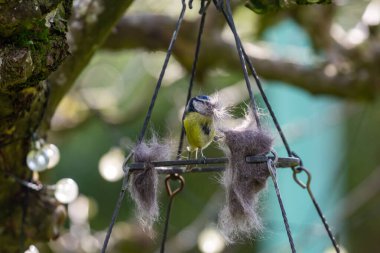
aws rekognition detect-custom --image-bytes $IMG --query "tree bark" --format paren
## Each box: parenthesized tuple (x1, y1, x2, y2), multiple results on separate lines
(0, 1, 71, 251)
(0, 0, 133, 251)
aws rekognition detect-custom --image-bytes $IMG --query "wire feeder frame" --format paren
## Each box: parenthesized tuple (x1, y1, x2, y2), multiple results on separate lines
(101, 0, 341, 253)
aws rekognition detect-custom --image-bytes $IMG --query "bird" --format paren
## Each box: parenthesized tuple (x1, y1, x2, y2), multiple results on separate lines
(183, 95, 216, 160)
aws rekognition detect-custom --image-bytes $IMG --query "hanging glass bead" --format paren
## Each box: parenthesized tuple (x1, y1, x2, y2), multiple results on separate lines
(54, 178, 79, 204)
(26, 149, 49, 172)
(42, 143, 60, 169)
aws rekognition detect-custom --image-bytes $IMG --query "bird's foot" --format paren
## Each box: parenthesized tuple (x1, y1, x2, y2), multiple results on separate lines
(185, 164, 194, 172)
(200, 150, 207, 164)
(185, 149, 194, 171)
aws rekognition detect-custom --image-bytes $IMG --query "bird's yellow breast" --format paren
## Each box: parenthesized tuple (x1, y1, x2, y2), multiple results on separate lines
(183, 112, 215, 151)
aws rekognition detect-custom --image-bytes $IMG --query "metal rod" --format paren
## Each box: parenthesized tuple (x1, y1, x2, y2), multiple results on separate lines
(101, 174, 130, 253)
(3, 171, 43, 191)
(219, 0, 261, 128)
(176, 6, 208, 159)
(128, 156, 300, 172)
(137, 0, 187, 143)
(267, 159, 297, 252)
(102, 153, 134, 253)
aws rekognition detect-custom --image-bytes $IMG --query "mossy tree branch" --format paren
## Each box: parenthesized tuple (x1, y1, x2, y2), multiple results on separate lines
(102, 10, 380, 100)
(43, 0, 134, 130)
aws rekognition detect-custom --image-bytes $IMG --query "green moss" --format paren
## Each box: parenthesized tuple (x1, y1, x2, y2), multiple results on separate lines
(1, 10, 69, 91)
(12, 20, 50, 48)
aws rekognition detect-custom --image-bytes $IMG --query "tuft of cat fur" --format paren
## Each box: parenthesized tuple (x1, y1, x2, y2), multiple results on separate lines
(218, 115, 273, 242)
(204, 94, 231, 120)
(128, 136, 172, 234)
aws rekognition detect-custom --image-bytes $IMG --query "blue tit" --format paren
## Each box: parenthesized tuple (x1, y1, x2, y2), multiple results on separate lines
(183, 95, 216, 159)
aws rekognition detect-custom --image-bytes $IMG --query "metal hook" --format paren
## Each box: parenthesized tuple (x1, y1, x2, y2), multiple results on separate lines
(267, 156, 277, 179)
(199, 0, 212, 14)
(292, 166, 312, 189)
(165, 174, 185, 197)
(270, 149, 279, 165)
(290, 151, 303, 176)
(292, 166, 340, 252)
(122, 151, 134, 174)
(189, 0, 211, 13)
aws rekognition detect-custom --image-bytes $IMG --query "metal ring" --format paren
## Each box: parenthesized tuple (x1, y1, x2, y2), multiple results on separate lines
(292, 166, 312, 189)
(270, 149, 279, 165)
(267, 156, 276, 178)
(165, 174, 185, 197)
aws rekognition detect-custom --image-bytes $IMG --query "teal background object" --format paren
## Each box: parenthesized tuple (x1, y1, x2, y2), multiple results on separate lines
(259, 19, 343, 253)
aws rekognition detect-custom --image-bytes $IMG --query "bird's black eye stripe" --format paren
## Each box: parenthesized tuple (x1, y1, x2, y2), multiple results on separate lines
(186, 97, 196, 112)
(194, 97, 209, 104)
(186, 96, 211, 113)
(194, 97, 204, 103)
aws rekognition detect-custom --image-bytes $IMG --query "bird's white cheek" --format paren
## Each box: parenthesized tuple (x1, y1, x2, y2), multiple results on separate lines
(193, 101, 205, 114)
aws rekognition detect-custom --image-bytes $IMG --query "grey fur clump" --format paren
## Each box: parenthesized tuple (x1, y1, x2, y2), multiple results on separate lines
(129, 137, 172, 233)
(218, 117, 273, 242)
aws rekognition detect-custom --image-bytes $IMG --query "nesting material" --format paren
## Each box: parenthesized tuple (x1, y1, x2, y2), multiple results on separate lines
(205, 94, 229, 120)
(218, 115, 273, 242)
(128, 137, 172, 233)
(205, 94, 233, 136)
